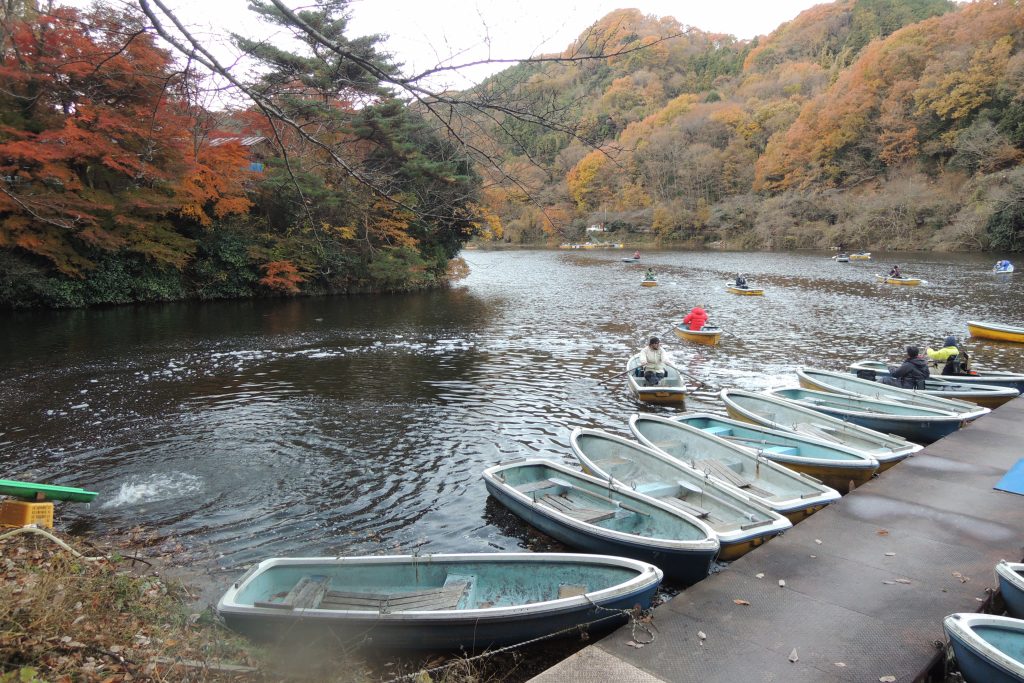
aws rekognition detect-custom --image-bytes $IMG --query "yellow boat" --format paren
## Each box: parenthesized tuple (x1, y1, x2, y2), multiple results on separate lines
(875, 274, 922, 286)
(849, 252, 872, 260)
(726, 281, 763, 295)
(641, 279, 657, 287)
(673, 324, 722, 346)
(966, 320, 1024, 343)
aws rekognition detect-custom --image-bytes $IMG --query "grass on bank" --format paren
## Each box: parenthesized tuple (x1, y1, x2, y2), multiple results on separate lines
(0, 528, 547, 682)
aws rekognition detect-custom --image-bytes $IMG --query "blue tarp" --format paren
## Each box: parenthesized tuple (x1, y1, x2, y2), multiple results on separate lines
(995, 459, 1024, 495)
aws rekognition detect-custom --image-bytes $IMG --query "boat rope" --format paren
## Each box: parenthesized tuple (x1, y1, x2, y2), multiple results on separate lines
(0, 525, 106, 561)
(379, 602, 656, 683)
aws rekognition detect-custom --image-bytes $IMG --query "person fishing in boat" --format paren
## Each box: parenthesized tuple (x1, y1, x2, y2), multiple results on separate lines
(682, 305, 708, 331)
(880, 346, 929, 389)
(637, 336, 669, 386)
(888, 264, 902, 278)
(926, 335, 972, 376)
(633, 250, 641, 259)
(644, 268, 656, 281)
(734, 273, 748, 288)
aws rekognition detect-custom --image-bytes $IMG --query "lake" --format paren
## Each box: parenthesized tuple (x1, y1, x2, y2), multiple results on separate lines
(2, 249, 1023, 575)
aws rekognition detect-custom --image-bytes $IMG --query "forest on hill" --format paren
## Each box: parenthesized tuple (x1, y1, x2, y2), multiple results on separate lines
(2, 0, 1023, 308)
(473, 0, 1024, 253)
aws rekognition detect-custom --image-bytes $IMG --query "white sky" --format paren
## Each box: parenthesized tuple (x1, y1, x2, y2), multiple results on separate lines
(118, 0, 826, 89)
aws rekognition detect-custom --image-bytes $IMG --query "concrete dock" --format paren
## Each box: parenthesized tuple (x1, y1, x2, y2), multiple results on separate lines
(532, 399, 1024, 682)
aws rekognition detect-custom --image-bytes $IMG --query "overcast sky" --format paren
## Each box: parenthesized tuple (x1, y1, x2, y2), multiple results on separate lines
(125, 0, 826, 88)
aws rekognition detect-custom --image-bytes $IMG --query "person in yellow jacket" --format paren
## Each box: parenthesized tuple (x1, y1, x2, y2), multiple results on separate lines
(926, 335, 970, 376)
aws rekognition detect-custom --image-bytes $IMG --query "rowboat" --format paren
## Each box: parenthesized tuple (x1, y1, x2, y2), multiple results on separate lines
(943, 613, 1024, 683)
(967, 320, 1024, 344)
(628, 414, 840, 521)
(994, 262, 1015, 273)
(725, 281, 763, 295)
(875, 274, 922, 285)
(482, 459, 719, 585)
(764, 386, 966, 443)
(625, 353, 687, 405)
(666, 409, 879, 492)
(833, 254, 850, 263)
(795, 368, 990, 420)
(0, 479, 98, 503)
(846, 361, 1020, 407)
(570, 428, 791, 560)
(672, 324, 722, 346)
(720, 389, 921, 471)
(641, 279, 657, 287)
(849, 252, 871, 260)
(850, 359, 1024, 394)
(217, 552, 663, 649)
(621, 257, 640, 262)
(997, 560, 1024, 619)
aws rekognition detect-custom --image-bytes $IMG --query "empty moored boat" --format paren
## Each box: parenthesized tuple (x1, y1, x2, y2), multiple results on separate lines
(847, 361, 1021, 407)
(672, 324, 722, 346)
(666, 410, 877, 492)
(625, 353, 687, 405)
(943, 613, 1024, 683)
(483, 459, 719, 585)
(720, 389, 920, 472)
(764, 386, 967, 444)
(570, 428, 791, 560)
(967, 320, 1024, 344)
(795, 368, 990, 420)
(628, 413, 840, 521)
(998, 560, 1024, 620)
(217, 552, 663, 649)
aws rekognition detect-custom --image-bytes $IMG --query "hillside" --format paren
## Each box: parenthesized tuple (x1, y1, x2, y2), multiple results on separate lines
(472, 0, 1024, 252)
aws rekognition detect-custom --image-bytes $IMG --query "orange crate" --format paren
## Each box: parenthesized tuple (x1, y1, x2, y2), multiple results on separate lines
(0, 500, 54, 528)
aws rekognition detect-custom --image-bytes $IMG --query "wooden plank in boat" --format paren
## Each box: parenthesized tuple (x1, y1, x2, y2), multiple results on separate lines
(539, 494, 616, 523)
(254, 574, 330, 610)
(516, 479, 558, 494)
(663, 496, 710, 518)
(319, 583, 469, 612)
(699, 460, 752, 489)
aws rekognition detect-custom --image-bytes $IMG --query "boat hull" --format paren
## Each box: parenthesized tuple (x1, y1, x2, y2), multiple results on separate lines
(967, 320, 1024, 344)
(875, 274, 921, 285)
(626, 354, 687, 405)
(850, 253, 871, 260)
(998, 561, 1024, 620)
(672, 325, 721, 346)
(725, 282, 763, 295)
(641, 280, 657, 287)
(849, 360, 1024, 393)
(944, 613, 1024, 683)
(765, 387, 965, 444)
(483, 460, 719, 585)
(218, 553, 663, 650)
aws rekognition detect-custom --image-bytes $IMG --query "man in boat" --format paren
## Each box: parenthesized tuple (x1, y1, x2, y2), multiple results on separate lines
(926, 335, 972, 376)
(734, 273, 748, 288)
(888, 264, 902, 278)
(638, 336, 669, 386)
(644, 268, 656, 281)
(633, 250, 641, 259)
(682, 305, 708, 331)
(881, 346, 929, 389)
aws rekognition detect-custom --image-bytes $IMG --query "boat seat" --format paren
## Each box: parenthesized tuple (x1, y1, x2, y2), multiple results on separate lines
(634, 481, 679, 498)
(766, 445, 799, 456)
(663, 496, 710, 518)
(704, 426, 733, 436)
(318, 579, 473, 613)
(254, 574, 331, 610)
(515, 479, 558, 494)
(539, 493, 617, 523)
(699, 460, 753, 489)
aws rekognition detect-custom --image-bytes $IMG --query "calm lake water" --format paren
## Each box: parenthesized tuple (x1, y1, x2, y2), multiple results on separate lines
(3, 249, 1024, 577)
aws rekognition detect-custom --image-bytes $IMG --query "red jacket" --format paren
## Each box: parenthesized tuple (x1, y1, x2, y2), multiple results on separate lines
(682, 307, 708, 330)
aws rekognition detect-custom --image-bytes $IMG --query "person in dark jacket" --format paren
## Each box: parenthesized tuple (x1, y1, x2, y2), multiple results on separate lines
(881, 346, 930, 389)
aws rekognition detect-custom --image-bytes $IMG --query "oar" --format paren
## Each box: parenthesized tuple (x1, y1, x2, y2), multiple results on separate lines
(598, 369, 632, 385)
(548, 477, 651, 516)
(675, 366, 721, 392)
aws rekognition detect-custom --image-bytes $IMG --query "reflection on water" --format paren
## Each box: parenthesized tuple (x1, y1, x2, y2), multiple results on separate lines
(1, 250, 1023, 571)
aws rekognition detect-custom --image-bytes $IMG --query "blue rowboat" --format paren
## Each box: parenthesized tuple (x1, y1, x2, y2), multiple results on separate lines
(720, 389, 920, 471)
(569, 427, 791, 560)
(998, 560, 1024, 620)
(666, 408, 877, 493)
(482, 458, 719, 585)
(849, 359, 1024, 394)
(795, 368, 990, 420)
(0, 479, 98, 503)
(628, 413, 839, 521)
(218, 552, 662, 650)
(764, 386, 966, 444)
(944, 613, 1024, 683)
